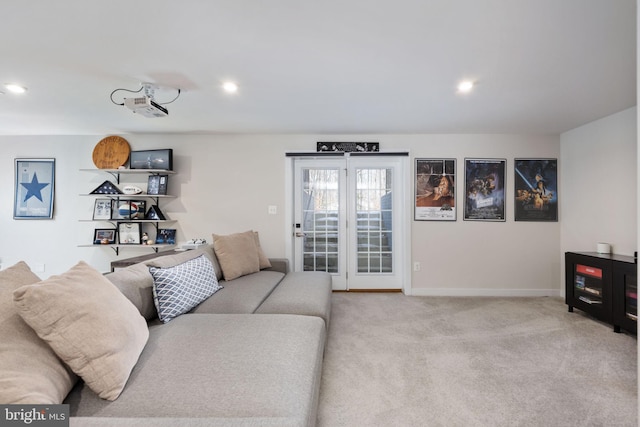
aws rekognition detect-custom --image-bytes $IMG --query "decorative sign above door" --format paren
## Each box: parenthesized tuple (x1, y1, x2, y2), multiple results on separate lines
(317, 142, 379, 152)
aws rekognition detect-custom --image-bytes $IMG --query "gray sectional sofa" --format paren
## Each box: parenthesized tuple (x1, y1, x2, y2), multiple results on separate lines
(62, 243, 332, 426)
(60, 243, 332, 426)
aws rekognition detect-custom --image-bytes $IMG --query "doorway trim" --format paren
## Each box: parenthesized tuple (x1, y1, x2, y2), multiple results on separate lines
(285, 151, 412, 294)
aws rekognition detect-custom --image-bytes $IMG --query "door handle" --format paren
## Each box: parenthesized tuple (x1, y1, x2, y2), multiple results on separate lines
(295, 232, 306, 237)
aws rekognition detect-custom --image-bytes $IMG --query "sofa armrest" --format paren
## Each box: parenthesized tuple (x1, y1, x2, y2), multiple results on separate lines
(265, 258, 289, 274)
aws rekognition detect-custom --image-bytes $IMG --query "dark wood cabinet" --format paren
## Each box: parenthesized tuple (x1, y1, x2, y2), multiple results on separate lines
(565, 252, 636, 334)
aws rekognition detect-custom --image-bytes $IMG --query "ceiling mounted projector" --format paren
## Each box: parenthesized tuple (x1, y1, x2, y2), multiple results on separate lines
(111, 82, 180, 118)
(124, 96, 168, 118)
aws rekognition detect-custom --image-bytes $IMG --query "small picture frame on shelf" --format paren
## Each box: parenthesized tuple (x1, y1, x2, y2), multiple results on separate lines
(93, 199, 113, 220)
(145, 205, 166, 220)
(112, 200, 146, 220)
(118, 222, 141, 244)
(130, 149, 173, 170)
(93, 228, 116, 245)
(156, 229, 176, 244)
(147, 174, 168, 195)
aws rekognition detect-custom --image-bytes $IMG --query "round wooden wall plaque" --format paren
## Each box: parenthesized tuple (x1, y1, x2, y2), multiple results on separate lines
(92, 136, 131, 169)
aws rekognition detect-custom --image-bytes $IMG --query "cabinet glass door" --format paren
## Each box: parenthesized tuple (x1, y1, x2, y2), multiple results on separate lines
(625, 274, 637, 321)
(574, 264, 603, 305)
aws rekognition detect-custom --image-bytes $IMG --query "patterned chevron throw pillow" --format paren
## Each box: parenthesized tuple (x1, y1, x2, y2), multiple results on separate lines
(149, 254, 222, 323)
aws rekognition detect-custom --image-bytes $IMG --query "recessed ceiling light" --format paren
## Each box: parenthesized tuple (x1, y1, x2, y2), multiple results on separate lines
(457, 80, 474, 93)
(5, 83, 27, 94)
(222, 82, 238, 93)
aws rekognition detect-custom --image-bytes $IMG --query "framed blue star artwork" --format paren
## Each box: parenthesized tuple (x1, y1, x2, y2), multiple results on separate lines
(14, 158, 55, 219)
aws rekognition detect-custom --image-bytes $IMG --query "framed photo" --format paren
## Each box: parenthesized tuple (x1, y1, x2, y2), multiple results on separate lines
(93, 199, 113, 220)
(514, 158, 558, 221)
(93, 228, 116, 245)
(415, 158, 456, 221)
(118, 222, 141, 244)
(130, 149, 173, 170)
(147, 174, 168, 195)
(14, 158, 55, 219)
(112, 200, 146, 219)
(464, 158, 506, 221)
(156, 229, 176, 244)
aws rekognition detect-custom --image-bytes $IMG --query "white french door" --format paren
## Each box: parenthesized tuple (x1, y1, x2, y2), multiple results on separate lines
(291, 155, 407, 291)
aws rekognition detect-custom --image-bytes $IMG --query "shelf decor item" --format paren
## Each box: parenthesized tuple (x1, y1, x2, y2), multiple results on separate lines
(145, 205, 166, 220)
(94, 228, 116, 245)
(147, 174, 168, 195)
(113, 200, 146, 220)
(463, 158, 506, 221)
(93, 199, 113, 220)
(118, 223, 141, 244)
(92, 136, 130, 169)
(130, 149, 173, 170)
(316, 142, 379, 152)
(79, 167, 178, 255)
(14, 158, 55, 219)
(514, 158, 558, 221)
(156, 229, 176, 244)
(90, 180, 123, 195)
(415, 158, 456, 221)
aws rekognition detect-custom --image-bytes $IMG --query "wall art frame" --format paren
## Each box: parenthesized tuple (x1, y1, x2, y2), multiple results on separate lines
(415, 158, 456, 221)
(112, 200, 146, 220)
(514, 158, 558, 221)
(464, 158, 506, 221)
(156, 228, 176, 244)
(118, 222, 141, 244)
(14, 158, 55, 219)
(147, 174, 168, 195)
(92, 199, 113, 220)
(93, 228, 116, 245)
(316, 142, 379, 152)
(130, 149, 173, 170)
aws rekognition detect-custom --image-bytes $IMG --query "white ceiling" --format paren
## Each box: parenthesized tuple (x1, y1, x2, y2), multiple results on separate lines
(0, 0, 636, 136)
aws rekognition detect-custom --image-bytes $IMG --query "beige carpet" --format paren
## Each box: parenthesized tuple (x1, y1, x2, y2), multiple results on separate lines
(317, 293, 637, 427)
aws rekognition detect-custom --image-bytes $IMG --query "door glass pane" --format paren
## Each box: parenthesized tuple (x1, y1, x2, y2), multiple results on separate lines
(355, 168, 393, 273)
(302, 168, 339, 273)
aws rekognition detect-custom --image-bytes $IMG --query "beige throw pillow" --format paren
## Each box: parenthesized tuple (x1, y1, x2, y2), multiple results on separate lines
(0, 261, 77, 404)
(212, 230, 260, 281)
(13, 261, 149, 401)
(253, 231, 272, 270)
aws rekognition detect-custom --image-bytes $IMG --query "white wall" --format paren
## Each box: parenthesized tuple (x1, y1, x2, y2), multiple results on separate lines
(560, 107, 637, 261)
(406, 134, 561, 296)
(0, 133, 568, 298)
(9, 114, 640, 297)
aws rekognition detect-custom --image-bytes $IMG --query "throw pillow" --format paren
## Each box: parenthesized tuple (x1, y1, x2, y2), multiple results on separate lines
(0, 261, 77, 404)
(212, 230, 260, 280)
(253, 231, 272, 270)
(149, 254, 222, 323)
(13, 261, 149, 401)
(146, 245, 222, 281)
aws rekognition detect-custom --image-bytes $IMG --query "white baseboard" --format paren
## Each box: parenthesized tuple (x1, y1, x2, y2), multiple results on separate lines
(407, 288, 562, 297)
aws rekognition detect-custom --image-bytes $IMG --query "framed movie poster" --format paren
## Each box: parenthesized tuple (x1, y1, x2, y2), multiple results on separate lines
(415, 158, 456, 221)
(514, 158, 558, 221)
(464, 158, 506, 221)
(14, 158, 55, 219)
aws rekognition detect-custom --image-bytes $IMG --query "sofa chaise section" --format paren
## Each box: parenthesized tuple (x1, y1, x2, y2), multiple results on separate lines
(67, 314, 326, 427)
(255, 272, 332, 328)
